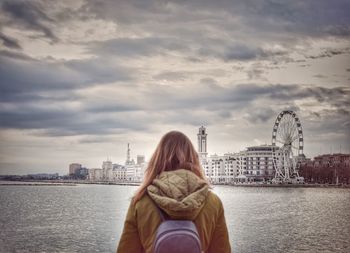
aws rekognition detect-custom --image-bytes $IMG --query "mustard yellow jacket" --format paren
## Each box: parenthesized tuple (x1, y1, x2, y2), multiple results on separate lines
(117, 169, 231, 253)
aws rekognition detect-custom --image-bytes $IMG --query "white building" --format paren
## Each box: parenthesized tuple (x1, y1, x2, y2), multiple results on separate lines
(123, 143, 145, 182)
(112, 164, 127, 181)
(197, 126, 280, 184)
(102, 160, 113, 180)
(125, 163, 146, 182)
(197, 126, 239, 183)
(202, 153, 239, 184)
(88, 162, 126, 182)
(88, 168, 103, 181)
(237, 145, 278, 182)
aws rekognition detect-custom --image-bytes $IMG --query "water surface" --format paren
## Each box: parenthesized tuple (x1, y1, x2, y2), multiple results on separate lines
(0, 184, 349, 253)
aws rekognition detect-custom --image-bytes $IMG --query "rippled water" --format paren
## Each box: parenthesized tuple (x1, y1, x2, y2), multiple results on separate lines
(0, 184, 349, 253)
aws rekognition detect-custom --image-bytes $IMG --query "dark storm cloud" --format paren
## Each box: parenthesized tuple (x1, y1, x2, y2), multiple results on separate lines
(303, 109, 350, 138)
(82, 0, 350, 38)
(0, 53, 133, 102)
(269, 86, 350, 130)
(0, 32, 21, 49)
(79, 0, 350, 64)
(306, 48, 350, 59)
(197, 44, 273, 62)
(0, 53, 144, 136)
(83, 102, 140, 113)
(171, 84, 348, 126)
(0, 106, 75, 130)
(189, 0, 350, 37)
(88, 37, 188, 58)
(0, 50, 34, 61)
(1, 0, 57, 41)
(247, 68, 265, 80)
(72, 82, 350, 126)
(0, 57, 74, 93)
(141, 83, 350, 115)
(153, 71, 192, 81)
(0, 103, 150, 136)
(78, 136, 113, 144)
(2, 0, 348, 65)
(2, 67, 348, 137)
(244, 108, 279, 124)
(81, 0, 165, 24)
(65, 58, 132, 83)
(302, 86, 350, 113)
(89, 36, 277, 63)
(313, 74, 327, 79)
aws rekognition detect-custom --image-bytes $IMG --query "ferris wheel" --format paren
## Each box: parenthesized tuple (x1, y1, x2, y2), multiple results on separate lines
(272, 110, 304, 182)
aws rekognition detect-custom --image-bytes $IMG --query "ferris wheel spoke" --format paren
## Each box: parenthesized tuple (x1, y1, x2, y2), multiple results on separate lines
(286, 116, 293, 135)
(279, 130, 287, 143)
(291, 134, 300, 143)
(290, 128, 297, 142)
(276, 139, 286, 145)
(290, 119, 297, 138)
(280, 120, 288, 140)
(285, 115, 292, 130)
(289, 148, 296, 157)
(286, 115, 295, 139)
(291, 144, 299, 151)
(289, 118, 297, 138)
(277, 124, 285, 141)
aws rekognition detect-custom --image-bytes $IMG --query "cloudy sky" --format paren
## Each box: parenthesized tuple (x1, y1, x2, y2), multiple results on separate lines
(0, 0, 349, 175)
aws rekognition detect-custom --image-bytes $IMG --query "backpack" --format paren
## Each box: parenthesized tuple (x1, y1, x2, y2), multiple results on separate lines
(152, 204, 202, 253)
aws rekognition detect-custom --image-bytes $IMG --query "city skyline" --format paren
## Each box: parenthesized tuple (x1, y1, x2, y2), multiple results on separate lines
(2, 123, 348, 176)
(0, 0, 349, 175)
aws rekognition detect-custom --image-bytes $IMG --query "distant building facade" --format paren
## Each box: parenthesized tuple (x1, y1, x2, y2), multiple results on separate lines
(87, 144, 146, 182)
(198, 126, 278, 183)
(102, 160, 113, 180)
(137, 155, 145, 165)
(202, 153, 239, 184)
(300, 153, 350, 184)
(240, 145, 277, 182)
(125, 164, 146, 182)
(69, 163, 88, 179)
(88, 168, 103, 181)
(69, 163, 82, 175)
(112, 164, 127, 181)
(76, 167, 88, 179)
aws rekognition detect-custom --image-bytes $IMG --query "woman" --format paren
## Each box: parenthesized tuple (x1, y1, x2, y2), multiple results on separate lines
(117, 131, 231, 253)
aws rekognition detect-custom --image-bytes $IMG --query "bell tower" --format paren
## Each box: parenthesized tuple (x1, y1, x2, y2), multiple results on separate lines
(197, 126, 208, 160)
(126, 143, 131, 165)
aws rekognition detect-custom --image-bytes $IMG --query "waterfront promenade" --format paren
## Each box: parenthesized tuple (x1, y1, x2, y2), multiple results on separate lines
(1, 180, 349, 188)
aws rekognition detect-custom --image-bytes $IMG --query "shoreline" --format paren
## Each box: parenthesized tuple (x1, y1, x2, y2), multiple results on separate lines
(0, 182, 77, 186)
(219, 183, 350, 188)
(1, 180, 349, 188)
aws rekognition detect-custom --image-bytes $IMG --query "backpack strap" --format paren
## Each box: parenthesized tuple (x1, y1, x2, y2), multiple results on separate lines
(155, 205, 168, 221)
(147, 192, 169, 221)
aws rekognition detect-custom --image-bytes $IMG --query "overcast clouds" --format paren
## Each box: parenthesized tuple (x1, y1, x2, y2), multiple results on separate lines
(0, 0, 349, 175)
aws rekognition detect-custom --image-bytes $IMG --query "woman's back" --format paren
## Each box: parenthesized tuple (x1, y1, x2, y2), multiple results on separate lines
(117, 169, 231, 253)
(116, 131, 231, 252)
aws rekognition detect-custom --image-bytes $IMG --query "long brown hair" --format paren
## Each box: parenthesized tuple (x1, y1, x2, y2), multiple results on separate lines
(133, 130, 208, 204)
